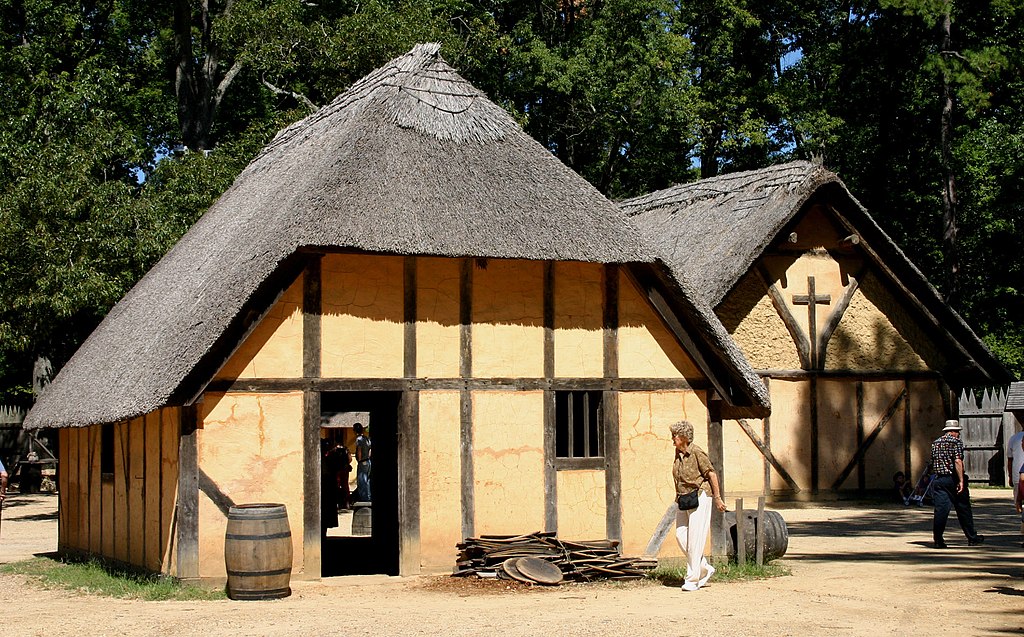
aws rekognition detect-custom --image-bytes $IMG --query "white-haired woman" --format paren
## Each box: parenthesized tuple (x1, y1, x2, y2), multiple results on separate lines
(670, 420, 726, 591)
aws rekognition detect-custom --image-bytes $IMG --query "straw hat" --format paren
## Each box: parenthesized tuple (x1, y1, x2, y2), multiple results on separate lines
(942, 419, 962, 432)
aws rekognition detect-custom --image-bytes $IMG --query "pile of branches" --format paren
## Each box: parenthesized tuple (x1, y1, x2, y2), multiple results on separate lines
(453, 531, 657, 582)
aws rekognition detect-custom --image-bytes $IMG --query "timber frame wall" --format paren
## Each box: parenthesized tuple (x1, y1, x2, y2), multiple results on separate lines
(189, 252, 716, 576)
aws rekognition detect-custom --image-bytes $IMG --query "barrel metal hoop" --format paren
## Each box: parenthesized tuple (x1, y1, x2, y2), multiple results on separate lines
(226, 567, 293, 577)
(225, 531, 292, 541)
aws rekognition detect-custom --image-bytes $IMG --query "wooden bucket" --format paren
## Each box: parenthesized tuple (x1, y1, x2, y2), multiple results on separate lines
(224, 503, 293, 600)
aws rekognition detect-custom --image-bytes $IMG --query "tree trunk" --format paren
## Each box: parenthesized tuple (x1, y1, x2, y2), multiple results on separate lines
(939, 7, 960, 306)
(173, 0, 242, 152)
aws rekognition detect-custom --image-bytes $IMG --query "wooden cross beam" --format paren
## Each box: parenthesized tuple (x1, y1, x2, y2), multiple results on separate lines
(792, 275, 832, 368)
(831, 388, 908, 491)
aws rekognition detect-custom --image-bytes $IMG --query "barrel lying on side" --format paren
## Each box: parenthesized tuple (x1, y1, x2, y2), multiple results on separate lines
(724, 509, 789, 562)
(224, 503, 293, 600)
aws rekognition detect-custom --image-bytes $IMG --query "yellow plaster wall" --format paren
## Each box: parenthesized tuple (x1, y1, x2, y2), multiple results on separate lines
(214, 275, 304, 380)
(861, 380, 909, 488)
(471, 391, 545, 534)
(472, 260, 544, 378)
(321, 253, 404, 378)
(761, 252, 850, 352)
(196, 392, 305, 578)
(767, 380, 812, 492)
(816, 379, 859, 489)
(618, 390, 708, 557)
(826, 271, 939, 372)
(418, 391, 462, 570)
(416, 258, 461, 378)
(722, 418, 769, 495)
(718, 270, 802, 371)
(555, 470, 606, 540)
(909, 380, 946, 477)
(618, 273, 700, 379)
(553, 262, 604, 378)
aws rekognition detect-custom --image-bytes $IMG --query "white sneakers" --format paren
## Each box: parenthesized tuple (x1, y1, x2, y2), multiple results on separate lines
(681, 563, 716, 591)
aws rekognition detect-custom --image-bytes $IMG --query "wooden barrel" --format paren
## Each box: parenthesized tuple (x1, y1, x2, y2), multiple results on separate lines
(724, 509, 789, 562)
(351, 504, 372, 536)
(224, 503, 293, 600)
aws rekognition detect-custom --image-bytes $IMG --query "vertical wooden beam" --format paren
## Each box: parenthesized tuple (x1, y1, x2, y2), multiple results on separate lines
(58, 428, 69, 551)
(603, 264, 621, 541)
(904, 379, 913, 479)
(856, 381, 865, 491)
(176, 406, 199, 578)
(404, 256, 417, 379)
(302, 258, 322, 579)
(398, 390, 421, 575)
(129, 417, 146, 567)
(708, 398, 727, 558)
(735, 498, 746, 565)
(763, 377, 772, 497)
(87, 426, 100, 554)
(160, 407, 180, 574)
(399, 256, 421, 575)
(144, 411, 162, 571)
(459, 258, 475, 540)
(810, 375, 819, 494)
(113, 421, 129, 563)
(543, 261, 557, 534)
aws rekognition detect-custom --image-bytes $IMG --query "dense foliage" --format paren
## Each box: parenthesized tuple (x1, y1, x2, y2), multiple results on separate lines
(0, 0, 1021, 402)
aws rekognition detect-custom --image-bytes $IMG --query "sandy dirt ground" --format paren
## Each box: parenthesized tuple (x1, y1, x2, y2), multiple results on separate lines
(1, 490, 1022, 637)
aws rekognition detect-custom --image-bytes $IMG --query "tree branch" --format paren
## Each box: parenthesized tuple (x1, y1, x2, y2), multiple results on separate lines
(261, 77, 319, 111)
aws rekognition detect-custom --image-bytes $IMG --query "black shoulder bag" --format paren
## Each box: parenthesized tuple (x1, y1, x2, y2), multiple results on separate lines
(676, 489, 700, 511)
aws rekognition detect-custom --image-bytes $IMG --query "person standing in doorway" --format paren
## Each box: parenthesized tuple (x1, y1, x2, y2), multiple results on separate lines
(354, 423, 372, 503)
(930, 419, 984, 548)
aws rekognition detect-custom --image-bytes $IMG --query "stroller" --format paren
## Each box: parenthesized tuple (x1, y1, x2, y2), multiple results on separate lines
(905, 469, 935, 506)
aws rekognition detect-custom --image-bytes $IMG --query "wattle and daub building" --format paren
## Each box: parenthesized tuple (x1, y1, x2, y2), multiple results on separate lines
(25, 45, 1009, 582)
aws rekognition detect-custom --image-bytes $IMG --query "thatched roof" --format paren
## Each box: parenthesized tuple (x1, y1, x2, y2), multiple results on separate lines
(26, 44, 768, 429)
(621, 160, 1010, 386)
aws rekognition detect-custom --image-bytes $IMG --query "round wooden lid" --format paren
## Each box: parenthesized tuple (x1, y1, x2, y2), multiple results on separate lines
(515, 557, 563, 585)
(501, 557, 533, 583)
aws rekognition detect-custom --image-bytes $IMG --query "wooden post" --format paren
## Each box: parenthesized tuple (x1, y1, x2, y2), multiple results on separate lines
(301, 257, 322, 579)
(735, 498, 746, 565)
(708, 399, 727, 558)
(755, 496, 766, 566)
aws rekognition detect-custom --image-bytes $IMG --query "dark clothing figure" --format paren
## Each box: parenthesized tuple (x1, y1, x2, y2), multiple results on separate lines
(321, 441, 339, 532)
(328, 443, 352, 510)
(931, 475, 980, 546)
(930, 421, 984, 548)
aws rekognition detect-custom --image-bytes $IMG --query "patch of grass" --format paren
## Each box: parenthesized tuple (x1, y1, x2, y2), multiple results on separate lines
(647, 557, 789, 586)
(0, 556, 226, 601)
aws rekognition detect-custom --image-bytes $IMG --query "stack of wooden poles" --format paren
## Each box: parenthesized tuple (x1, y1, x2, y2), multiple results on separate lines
(453, 532, 657, 582)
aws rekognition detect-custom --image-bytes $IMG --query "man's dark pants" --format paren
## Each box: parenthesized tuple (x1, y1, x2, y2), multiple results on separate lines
(932, 474, 979, 544)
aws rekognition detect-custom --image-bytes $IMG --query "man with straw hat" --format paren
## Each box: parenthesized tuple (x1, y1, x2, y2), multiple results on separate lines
(930, 419, 984, 549)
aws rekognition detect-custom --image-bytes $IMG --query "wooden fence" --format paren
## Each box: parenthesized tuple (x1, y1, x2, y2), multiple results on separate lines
(959, 388, 1012, 486)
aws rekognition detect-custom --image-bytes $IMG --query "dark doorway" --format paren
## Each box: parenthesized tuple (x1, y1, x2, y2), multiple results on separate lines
(319, 391, 400, 576)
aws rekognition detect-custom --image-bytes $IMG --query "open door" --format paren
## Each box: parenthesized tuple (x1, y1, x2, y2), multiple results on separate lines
(319, 391, 400, 576)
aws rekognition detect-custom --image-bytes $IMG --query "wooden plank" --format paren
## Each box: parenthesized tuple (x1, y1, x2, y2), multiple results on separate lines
(735, 498, 746, 565)
(160, 408, 179, 574)
(404, 256, 417, 379)
(197, 469, 236, 516)
(113, 420, 129, 563)
(543, 261, 557, 534)
(904, 380, 913, 482)
(58, 428, 69, 551)
(101, 471, 114, 558)
(755, 369, 941, 380)
(460, 258, 474, 541)
(810, 376, 819, 494)
(708, 399, 726, 557)
(736, 418, 801, 493)
(831, 388, 907, 490)
(66, 428, 79, 551)
(145, 411, 162, 571)
(757, 264, 812, 369)
(755, 496, 766, 566)
(763, 378, 771, 496)
(302, 257, 322, 579)
(643, 504, 678, 558)
(603, 264, 621, 542)
(604, 390, 621, 542)
(177, 406, 199, 579)
(817, 270, 865, 365)
(129, 417, 145, 566)
(856, 382, 865, 491)
(88, 426, 101, 554)
(398, 390, 421, 576)
(205, 376, 706, 393)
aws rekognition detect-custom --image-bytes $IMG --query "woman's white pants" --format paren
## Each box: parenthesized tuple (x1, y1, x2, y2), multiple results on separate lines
(675, 491, 713, 589)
